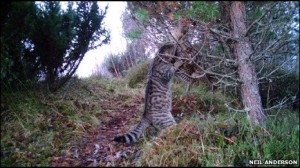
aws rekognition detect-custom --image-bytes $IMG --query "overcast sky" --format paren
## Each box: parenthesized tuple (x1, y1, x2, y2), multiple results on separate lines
(75, 2, 128, 78)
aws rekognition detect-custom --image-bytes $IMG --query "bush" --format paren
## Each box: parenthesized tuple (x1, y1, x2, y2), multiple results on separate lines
(126, 60, 150, 88)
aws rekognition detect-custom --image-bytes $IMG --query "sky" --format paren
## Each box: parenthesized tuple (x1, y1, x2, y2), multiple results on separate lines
(75, 2, 128, 78)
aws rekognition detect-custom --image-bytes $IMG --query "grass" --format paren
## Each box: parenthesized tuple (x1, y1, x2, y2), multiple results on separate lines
(1, 75, 299, 167)
(125, 60, 150, 88)
(1, 76, 140, 166)
(134, 80, 299, 167)
(137, 110, 299, 166)
(1, 88, 56, 166)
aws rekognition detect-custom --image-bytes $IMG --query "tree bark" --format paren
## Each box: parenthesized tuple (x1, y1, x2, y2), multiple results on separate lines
(230, 1, 266, 127)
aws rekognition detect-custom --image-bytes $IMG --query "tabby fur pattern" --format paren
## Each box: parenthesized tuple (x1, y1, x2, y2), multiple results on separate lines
(113, 43, 191, 143)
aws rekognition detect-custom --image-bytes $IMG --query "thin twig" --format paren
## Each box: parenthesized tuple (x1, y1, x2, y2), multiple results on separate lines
(246, 2, 277, 35)
(264, 97, 290, 111)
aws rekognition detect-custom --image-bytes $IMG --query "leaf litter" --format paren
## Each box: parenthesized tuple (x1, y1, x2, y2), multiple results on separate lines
(50, 78, 143, 167)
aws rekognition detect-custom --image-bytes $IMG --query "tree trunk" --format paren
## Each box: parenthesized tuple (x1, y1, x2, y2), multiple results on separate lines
(111, 57, 120, 78)
(230, 1, 266, 127)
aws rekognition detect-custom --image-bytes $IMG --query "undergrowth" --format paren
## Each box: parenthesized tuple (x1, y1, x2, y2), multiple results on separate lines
(126, 60, 150, 88)
(1, 76, 142, 166)
(137, 110, 299, 166)
(1, 75, 299, 167)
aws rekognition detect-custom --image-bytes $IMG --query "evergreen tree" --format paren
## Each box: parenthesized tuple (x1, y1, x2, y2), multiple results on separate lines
(0, 1, 110, 92)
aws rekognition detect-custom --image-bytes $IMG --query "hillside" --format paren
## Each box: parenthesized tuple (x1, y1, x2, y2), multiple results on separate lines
(1, 76, 299, 166)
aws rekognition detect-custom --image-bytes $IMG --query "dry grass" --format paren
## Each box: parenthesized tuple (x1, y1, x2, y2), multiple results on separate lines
(1, 76, 298, 167)
(137, 111, 299, 167)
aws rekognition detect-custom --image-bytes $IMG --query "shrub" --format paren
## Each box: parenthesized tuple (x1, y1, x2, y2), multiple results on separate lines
(126, 60, 150, 88)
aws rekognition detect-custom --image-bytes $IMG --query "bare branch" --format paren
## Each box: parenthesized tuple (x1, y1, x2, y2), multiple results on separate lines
(264, 97, 290, 111)
(258, 57, 293, 81)
(210, 28, 236, 40)
(246, 2, 277, 35)
(224, 103, 247, 113)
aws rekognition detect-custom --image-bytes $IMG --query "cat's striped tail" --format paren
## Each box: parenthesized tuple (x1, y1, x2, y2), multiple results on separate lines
(113, 117, 151, 143)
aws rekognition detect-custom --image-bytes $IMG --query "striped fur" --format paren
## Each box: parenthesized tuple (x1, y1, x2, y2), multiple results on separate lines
(114, 44, 178, 143)
(175, 70, 193, 83)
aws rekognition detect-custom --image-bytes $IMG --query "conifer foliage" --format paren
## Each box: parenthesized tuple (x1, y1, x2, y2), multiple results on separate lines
(1, 1, 110, 91)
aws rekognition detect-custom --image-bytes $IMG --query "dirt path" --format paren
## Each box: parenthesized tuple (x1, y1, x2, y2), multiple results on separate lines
(48, 79, 192, 167)
(51, 97, 142, 166)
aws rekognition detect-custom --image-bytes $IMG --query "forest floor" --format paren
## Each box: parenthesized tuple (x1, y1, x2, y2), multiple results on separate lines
(49, 77, 197, 166)
(51, 78, 143, 166)
(1, 76, 299, 167)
